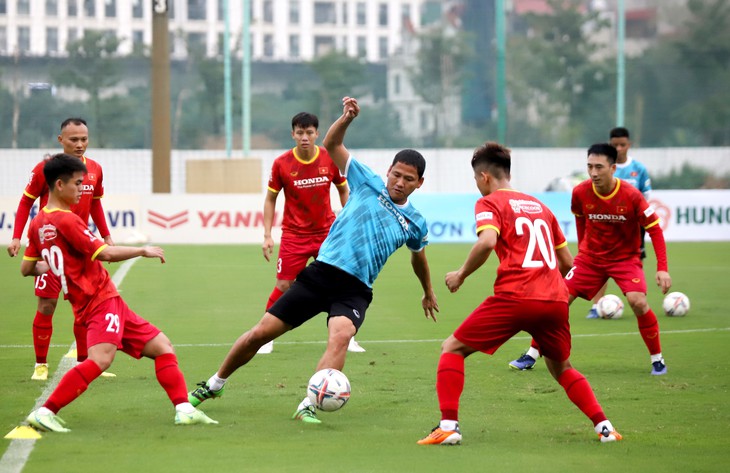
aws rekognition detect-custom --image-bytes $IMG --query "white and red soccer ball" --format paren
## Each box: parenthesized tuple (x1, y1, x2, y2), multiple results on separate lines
(307, 368, 351, 412)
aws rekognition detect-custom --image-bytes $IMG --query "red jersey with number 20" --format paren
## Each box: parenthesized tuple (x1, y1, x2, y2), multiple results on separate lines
(23, 208, 118, 322)
(268, 146, 346, 235)
(475, 189, 569, 303)
(571, 178, 661, 264)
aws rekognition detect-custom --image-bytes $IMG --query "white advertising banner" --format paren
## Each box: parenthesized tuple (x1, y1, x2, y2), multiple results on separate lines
(1, 190, 728, 245)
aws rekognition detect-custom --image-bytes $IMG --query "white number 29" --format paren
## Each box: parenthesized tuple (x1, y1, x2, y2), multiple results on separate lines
(515, 217, 557, 270)
(105, 313, 121, 333)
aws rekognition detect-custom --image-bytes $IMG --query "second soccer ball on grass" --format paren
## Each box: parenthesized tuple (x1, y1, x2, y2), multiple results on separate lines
(596, 294, 624, 319)
(307, 369, 351, 412)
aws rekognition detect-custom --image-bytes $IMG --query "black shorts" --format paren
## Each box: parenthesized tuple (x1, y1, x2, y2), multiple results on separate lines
(268, 261, 373, 331)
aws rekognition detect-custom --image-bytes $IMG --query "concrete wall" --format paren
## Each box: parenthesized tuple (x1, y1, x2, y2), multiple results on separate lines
(2, 147, 729, 197)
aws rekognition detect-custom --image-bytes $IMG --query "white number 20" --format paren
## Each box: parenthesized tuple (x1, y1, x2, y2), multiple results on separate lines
(515, 217, 556, 270)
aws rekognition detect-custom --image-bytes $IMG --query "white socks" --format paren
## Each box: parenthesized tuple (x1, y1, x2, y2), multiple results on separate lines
(650, 353, 664, 363)
(526, 346, 540, 359)
(175, 402, 195, 414)
(207, 374, 227, 392)
(297, 397, 313, 411)
(439, 420, 459, 431)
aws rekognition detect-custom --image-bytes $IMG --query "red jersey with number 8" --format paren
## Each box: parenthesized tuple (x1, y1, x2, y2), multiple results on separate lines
(23, 208, 119, 322)
(474, 189, 569, 302)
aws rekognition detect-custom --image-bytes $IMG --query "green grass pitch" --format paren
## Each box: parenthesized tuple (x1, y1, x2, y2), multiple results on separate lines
(1, 243, 729, 472)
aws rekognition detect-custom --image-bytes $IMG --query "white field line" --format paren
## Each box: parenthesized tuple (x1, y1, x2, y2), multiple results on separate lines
(0, 258, 138, 473)
(2, 326, 729, 350)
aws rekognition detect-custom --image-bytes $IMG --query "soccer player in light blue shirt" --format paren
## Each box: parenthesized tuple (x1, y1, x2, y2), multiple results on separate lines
(187, 96, 439, 424)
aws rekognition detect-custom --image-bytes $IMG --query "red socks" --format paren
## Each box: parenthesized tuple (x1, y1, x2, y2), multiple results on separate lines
(154, 353, 188, 406)
(32, 311, 53, 364)
(558, 368, 606, 426)
(436, 352, 465, 421)
(266, 287, 285, 311)
(637, 309, 662, 355)
(73, 320, 88, 362)
(44, 359, 103, 413)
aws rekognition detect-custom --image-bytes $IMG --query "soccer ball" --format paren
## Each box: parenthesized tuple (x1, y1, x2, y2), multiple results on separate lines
(596, 294, 624, 319)
(307, 369, 351, 412)
(663, 292, 690, 317)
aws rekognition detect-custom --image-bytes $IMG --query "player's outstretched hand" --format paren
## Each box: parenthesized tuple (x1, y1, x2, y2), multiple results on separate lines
(445, 270, 464, 293)
(342, 96, 360, 120)
(262, 236, 274, 262)
(656, 270, 671, 294)
(422, 290, 439, 322)
(7, 238, 20, 257)
(142, 246, 166, 263)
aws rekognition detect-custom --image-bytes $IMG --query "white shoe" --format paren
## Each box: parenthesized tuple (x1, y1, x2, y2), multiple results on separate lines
(347, 338, 366, 353)
(257, 341, 274, 354)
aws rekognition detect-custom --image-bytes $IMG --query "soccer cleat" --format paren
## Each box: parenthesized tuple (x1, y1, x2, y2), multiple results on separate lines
(26, 409, 71, 433)
(31, 363, 49, 381)
(509, 353, 536, 371)
(598, 425, 623, 443)
(651, 360, 667, 376)
(347, 338, 366, 353)
(257, 341, 274, 354)
(586, 308, 600, 319)
(188, 381, 224, 407)
(292, 405, 322, 424)
(417, 425, 462, 445)
(174, 408, 219, 425)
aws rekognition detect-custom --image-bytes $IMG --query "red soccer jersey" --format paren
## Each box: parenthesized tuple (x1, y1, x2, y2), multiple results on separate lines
(475, 189, 569, 302)
(571, 178, 661, 264)
(23, 208, 118, 322)
(267, 145, 346, 235)
(14, 156, 105, 239)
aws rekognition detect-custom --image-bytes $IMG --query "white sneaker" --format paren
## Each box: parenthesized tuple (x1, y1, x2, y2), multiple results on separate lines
(347, 338, 366, 353)
(257, 341, 274, 354)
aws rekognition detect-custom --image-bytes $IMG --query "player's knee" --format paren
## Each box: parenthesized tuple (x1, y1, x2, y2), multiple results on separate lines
(37, 298, 57, 315)
(275, 279, 293, 292)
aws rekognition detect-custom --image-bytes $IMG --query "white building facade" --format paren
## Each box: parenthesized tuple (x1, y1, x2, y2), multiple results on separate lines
(0, 0, 427, 63)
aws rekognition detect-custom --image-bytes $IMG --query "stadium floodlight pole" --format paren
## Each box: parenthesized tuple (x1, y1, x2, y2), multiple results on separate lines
(224, 0, 232, 158)
(241, 0, 251, 158)
(495, 0, 507, 144)
(616, 0, 626, 126)
(151, 0, 171, 193)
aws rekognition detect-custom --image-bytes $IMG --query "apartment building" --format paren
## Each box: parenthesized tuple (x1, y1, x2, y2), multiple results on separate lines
(0, 0, 427, 63)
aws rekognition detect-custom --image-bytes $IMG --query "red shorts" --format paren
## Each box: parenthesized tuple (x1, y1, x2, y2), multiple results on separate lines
(565, 255, 647, 300)
(453, 296, 572, 362)
(276, 232, 328, 280)
(84, 296, 161, 359)
(34, 272, 62, 299)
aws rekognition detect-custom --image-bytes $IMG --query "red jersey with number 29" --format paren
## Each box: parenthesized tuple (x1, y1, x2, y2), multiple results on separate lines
(475, 189, 569, 303)
(23, 208, 118, 321)
(571, 178, 660, 264)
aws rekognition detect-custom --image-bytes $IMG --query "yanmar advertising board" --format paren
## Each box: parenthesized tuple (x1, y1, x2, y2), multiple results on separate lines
(1, 190, 728, 244)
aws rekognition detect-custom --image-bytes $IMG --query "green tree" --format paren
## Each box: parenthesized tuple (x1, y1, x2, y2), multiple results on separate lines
(51, 31, 122, 146)
(507, 0, 612, 146)
(407, 26, 473, 145)
(308, 52, 369, 126)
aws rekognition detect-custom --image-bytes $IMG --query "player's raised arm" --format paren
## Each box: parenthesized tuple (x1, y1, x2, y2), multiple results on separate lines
(96, 245, 166, 264)
(323, 96, 360, 173)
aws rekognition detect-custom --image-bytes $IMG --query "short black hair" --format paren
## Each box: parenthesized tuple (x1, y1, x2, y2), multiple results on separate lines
(44, 153, 87, 188)
(587, 143, 618, 165)
(392, 149, 426, 178)
(471, 142, 511, 180)
(291, 112, 319, 130)
(609, 127, 630, 139)
(60, 117, 87, 131)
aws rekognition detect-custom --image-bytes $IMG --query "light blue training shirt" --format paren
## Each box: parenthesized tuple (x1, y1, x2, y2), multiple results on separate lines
(317, 155, 429, 288)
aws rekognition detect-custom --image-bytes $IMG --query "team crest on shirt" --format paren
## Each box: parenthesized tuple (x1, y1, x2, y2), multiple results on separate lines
(617, 206, 627, 214)
(319, 167, 329, 175)
(38, 224, 57, 243)
(631, 171, 638, 177)
(290, 171, 299, 176)
(87, 173, 97, 181)
(509, 199, 542, 214)
(586, 204, 595, 210)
